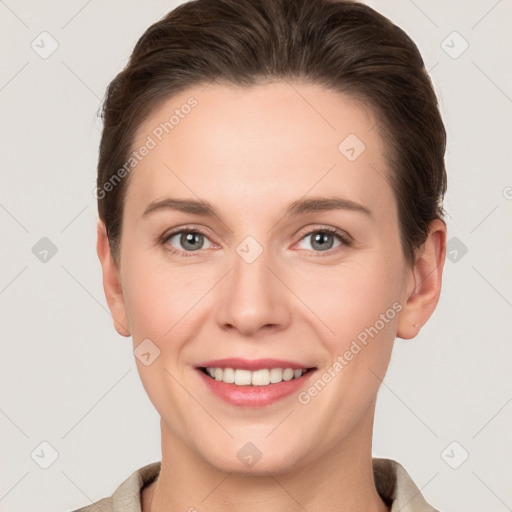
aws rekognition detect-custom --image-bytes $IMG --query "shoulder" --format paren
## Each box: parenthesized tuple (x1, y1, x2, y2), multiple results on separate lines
(71, 496, 111, 512)
(373, 457, 441, 512)
(70, 461, 161, 512)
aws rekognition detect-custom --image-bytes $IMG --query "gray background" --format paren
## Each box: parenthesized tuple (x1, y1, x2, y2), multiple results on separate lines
(1, 1, 511, 511)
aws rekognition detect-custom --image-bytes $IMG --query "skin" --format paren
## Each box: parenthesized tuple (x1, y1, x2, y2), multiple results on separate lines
(97, 81, 446, 512)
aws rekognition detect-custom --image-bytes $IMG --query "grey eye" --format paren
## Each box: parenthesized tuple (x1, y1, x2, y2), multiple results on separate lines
(167, 231, 213, 252)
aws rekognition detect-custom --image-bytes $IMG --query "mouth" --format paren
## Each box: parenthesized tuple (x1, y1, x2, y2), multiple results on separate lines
(195, 358, 317, 407)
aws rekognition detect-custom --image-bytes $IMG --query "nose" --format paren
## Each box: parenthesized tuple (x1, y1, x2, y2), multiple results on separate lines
(214, 240, 292, 337)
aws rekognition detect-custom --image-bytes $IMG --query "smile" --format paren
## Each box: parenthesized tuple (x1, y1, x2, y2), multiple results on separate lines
(195, 358, 316, 407)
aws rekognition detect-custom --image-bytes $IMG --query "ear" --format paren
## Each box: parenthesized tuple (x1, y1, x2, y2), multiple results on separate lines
(397, 219, 447, 340)
(96, 220, 131, 337)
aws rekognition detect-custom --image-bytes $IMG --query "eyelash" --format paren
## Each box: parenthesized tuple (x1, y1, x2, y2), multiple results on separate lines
(159, 225, 352, 258)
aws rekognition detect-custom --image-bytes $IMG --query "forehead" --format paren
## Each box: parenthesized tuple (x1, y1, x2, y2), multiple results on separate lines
(125, 81, 395, 221)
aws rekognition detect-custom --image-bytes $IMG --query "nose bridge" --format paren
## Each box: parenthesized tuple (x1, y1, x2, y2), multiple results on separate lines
(215, 234, 290, 335)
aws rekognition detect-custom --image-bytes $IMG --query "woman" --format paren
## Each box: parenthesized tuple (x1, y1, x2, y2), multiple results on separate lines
(77, 0, 447, 510)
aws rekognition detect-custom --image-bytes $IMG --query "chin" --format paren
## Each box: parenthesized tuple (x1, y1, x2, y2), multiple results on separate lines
(196, 436, 307, 476)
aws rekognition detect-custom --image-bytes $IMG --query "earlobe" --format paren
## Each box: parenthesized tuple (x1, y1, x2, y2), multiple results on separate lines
(96, 220, 131, 337)
(397, 219, 447, 340)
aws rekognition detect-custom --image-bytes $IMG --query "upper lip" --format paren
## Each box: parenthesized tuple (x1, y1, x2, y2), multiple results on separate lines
(196, 358, 315, 371)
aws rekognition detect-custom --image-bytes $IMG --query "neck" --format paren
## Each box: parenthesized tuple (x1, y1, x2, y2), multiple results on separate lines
(147, 410, 388, 512)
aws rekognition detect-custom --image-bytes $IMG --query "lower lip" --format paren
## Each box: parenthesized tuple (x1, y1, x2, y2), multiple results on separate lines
(197, 369, 315, 407)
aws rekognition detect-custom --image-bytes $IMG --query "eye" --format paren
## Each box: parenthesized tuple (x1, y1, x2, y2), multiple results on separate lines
(163, 228, 214, 255)
(160, 226, 351, 257)
(295, 228, 351, 254)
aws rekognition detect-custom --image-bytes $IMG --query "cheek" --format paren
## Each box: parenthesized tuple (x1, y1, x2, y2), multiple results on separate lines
(119, 252, 215, 428)
(121, 250, 217, 342)
(299, 258, 404, 415)
(122, 269, 175, 341)
(293, 258, 403, 428)
(301, 255, 403, 344)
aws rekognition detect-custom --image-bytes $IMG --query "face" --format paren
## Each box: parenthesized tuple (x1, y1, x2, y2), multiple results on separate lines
(99, 81, 442, 474)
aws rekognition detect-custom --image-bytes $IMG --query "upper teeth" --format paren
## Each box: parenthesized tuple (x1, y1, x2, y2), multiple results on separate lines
(205, 367, 305, 386)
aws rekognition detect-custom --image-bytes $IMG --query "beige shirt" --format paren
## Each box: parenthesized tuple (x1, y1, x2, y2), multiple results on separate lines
(72, 458, 439, 512)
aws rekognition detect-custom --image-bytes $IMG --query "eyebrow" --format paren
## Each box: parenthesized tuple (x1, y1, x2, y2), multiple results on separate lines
(142, 196, 373, 219)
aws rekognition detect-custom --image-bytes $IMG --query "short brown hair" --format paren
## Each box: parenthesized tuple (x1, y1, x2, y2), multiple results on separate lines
(97, 0, 447, 265)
